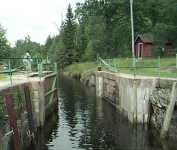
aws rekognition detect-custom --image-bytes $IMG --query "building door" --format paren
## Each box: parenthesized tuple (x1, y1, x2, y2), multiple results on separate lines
(138, 43, 143, 58)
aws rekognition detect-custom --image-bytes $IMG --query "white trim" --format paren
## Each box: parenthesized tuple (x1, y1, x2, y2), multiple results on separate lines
(138, 43, 143, 58)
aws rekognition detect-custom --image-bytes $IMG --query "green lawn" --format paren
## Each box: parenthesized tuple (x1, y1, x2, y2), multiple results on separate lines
(0, 74, 7, 81)
(104, 57, 177, 78)
(113, 57, 177, 78)
(64, 62, 97, 75)
(64, 57, 177, 78)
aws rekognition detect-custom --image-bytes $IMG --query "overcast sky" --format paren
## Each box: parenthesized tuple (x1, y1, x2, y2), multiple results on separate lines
(0, 0, 84, 46)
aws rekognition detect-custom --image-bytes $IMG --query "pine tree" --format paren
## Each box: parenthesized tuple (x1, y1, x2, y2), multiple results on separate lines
(62, 4, 77, 65)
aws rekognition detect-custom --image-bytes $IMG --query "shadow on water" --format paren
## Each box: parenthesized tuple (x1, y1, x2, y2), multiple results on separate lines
(26, 76, 177, 150)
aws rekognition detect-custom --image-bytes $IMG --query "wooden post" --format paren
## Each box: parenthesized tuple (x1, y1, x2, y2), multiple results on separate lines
(160, 82, 177, 139)
(49, 75, 57, 105)
(4, 94, 21, 150)
(24, 85, 35, 141)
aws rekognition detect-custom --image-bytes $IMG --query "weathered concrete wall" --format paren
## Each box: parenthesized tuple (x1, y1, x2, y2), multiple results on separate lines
(95, 71, 177, 126)
(0, 73, 58, 149)
(30, 75, 58, 127)
(81, 71, 96, 87)
(0, 84, 33, 150)
(30, 79, 45, 127)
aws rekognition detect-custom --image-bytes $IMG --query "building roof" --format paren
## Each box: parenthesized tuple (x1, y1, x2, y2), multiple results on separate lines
(135, 33, 154, 43)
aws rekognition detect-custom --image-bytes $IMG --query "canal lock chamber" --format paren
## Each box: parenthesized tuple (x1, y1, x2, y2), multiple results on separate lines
(1, 73, 177, 150)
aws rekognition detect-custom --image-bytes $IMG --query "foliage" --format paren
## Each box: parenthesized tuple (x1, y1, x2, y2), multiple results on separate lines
(13, 35, 45, 58)
(0, 25, 10, 58)
(62, 4, 77, 65)
(46, 0, 177, 66)
(64, 61, 97, 74)
(82, 40, 96, 61)
(1, 1, 176, 67)
(66, 57, 177, 78)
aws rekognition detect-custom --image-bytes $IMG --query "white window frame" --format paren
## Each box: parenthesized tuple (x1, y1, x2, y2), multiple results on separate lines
(138, 43, 143, 58)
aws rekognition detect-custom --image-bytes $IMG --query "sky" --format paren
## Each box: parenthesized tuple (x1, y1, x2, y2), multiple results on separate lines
(0, 0, 84, 46)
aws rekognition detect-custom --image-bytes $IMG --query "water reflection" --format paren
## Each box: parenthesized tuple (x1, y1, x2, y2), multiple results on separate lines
(27, 76, 176, 150)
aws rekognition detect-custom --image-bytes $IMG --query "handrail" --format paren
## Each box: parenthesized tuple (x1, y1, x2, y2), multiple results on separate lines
(0, 57, 58, 85)
(0, 65, 25, 74)
(0, 57, 42, 60)
(97, 56, 161, 77)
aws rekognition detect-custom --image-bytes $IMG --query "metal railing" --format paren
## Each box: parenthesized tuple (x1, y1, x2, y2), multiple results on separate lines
(97, 55, 177, 78)
(0, 57, 41, 84)
(0, 57, 58, 85)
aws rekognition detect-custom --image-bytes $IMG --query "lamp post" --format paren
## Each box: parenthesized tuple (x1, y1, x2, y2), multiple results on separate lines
(130, 0, 135, 58)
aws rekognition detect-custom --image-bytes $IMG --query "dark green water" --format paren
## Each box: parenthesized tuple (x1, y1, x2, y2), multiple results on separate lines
(27, 76, 176, 150)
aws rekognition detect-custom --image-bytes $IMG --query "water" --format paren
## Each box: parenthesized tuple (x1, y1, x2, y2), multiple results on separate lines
(27, 76, 176, 150)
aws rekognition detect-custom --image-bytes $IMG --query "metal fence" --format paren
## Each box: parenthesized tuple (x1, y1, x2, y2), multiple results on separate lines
(97, 55, 177, 78)
(0, 57, 58, 85)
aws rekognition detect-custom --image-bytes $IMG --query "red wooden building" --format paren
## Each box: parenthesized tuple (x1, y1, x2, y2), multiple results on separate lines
(134, 34, 172, 58)
(164, 40, 172, 55)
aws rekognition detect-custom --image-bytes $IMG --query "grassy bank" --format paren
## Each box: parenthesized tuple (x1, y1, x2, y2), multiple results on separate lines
(64, 62, 97, 75)
(108, 57, 177, 78)
(64, 57, 177, 78)
(0, 74, 7, 81)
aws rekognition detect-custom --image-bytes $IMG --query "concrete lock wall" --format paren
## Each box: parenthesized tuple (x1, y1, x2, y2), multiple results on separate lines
(96, 71, 159, 124)
(0, 74, 58, 150)
(30, 75, 58, 127)
(30, 79, 45, 127)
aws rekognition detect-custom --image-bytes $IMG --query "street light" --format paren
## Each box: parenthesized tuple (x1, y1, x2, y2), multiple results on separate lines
(130, 0, 135, 58)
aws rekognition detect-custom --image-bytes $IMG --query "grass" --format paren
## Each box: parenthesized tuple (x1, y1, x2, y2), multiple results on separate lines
(64, 57, 177, 78)
(111, 57, 177, 78)
(64, 62, 97, 75)
(0, 74, 7, 81)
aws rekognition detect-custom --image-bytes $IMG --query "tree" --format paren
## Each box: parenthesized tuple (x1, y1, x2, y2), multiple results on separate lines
(14, 35, 44, 58)
(46, 0, 177, 62)
(0, 25, 10, 57)
(82, 40, 95, 61)
(45, 35, 53, 57)
(62, 4, 77, 65)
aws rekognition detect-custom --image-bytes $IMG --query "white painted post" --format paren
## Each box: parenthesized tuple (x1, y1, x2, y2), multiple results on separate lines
(160, 82, 177, 138)
(133, 79, 137, 124)
(96, 73, 103, 97)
